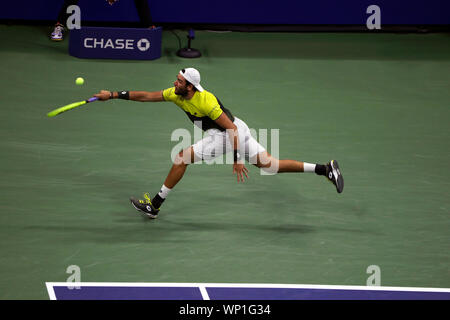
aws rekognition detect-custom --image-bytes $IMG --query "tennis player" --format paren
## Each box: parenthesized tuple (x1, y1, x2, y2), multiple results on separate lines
(94, 68, 344, 218)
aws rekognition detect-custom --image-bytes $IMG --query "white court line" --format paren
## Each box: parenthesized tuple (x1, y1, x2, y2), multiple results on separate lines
(45, 282, 57, 301)
(45, 282, 450, 300)
(199, 286, 210, 300)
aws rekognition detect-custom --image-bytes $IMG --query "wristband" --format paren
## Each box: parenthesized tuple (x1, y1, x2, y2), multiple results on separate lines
(118, 91, 130, 100)
(109, 91, 114, 99)
(233, 150, 241, 162)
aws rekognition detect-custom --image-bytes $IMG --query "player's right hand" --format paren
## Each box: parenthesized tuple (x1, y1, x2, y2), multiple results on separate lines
(233, 163, 249, 183)
(94, 90, 112, 101)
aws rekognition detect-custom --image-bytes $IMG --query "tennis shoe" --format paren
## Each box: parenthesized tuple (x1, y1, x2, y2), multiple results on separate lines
(326, 160, 344, 193)
(51, 23, 65, 41)
(130, 193, 160, 219)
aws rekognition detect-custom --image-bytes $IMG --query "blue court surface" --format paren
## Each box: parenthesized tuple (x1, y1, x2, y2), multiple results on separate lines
(46, 283, 450, 300)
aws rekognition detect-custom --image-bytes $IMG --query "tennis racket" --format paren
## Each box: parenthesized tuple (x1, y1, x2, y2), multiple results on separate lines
(47, 97, 99, 117)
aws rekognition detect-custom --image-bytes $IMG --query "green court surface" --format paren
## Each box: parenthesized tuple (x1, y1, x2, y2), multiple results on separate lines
(0, 25, 449, 299)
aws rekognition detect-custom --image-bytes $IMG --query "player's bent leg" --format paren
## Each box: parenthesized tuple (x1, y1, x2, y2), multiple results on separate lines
(130, 146, 198, 219)
(164, 146, 197, 189)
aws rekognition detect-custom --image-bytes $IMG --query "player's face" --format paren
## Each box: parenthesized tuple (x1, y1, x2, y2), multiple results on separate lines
(174, 75, 189, 96)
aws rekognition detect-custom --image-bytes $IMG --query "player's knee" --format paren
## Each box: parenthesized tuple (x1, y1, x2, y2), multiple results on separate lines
(255, 153, 279, 173)
(255, 152, 275, 168)
(174, 150, 191, 166)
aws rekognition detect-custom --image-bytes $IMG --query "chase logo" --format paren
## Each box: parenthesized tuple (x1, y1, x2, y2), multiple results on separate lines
(83, 38, 150, 51)
(137, 39, 150, 51)
(69, 26, 162, 60)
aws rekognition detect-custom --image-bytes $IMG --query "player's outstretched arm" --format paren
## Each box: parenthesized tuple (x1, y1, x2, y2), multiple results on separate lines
(94, 90, 164, 102)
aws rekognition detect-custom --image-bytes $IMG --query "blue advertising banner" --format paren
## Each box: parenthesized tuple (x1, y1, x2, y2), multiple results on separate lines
(68, 26, 162, 60)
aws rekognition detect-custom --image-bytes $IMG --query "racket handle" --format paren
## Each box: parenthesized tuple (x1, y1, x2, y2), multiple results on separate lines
(87, 97, 99, 103)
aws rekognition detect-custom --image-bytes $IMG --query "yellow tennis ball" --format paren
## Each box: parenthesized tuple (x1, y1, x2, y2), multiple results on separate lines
(75, 77, 84, 85)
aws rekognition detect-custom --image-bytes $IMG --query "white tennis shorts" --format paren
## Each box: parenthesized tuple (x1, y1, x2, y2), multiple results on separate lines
(192, 117, 266, 163)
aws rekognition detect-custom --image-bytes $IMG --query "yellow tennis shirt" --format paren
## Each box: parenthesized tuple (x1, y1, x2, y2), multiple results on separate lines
(162, 87, 234, 131)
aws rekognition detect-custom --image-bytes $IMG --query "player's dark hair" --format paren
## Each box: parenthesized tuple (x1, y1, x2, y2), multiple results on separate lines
(185, 79, 198, 92)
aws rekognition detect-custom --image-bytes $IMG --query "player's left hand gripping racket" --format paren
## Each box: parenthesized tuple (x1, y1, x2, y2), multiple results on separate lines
(47, 97, 99, 117)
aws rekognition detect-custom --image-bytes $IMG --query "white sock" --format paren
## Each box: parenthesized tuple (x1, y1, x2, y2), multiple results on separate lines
(303, 162, 316, 173)
(158, 184, 172, 199)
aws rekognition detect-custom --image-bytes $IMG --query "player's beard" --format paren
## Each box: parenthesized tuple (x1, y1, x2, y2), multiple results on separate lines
(174, 85, 189, 97)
